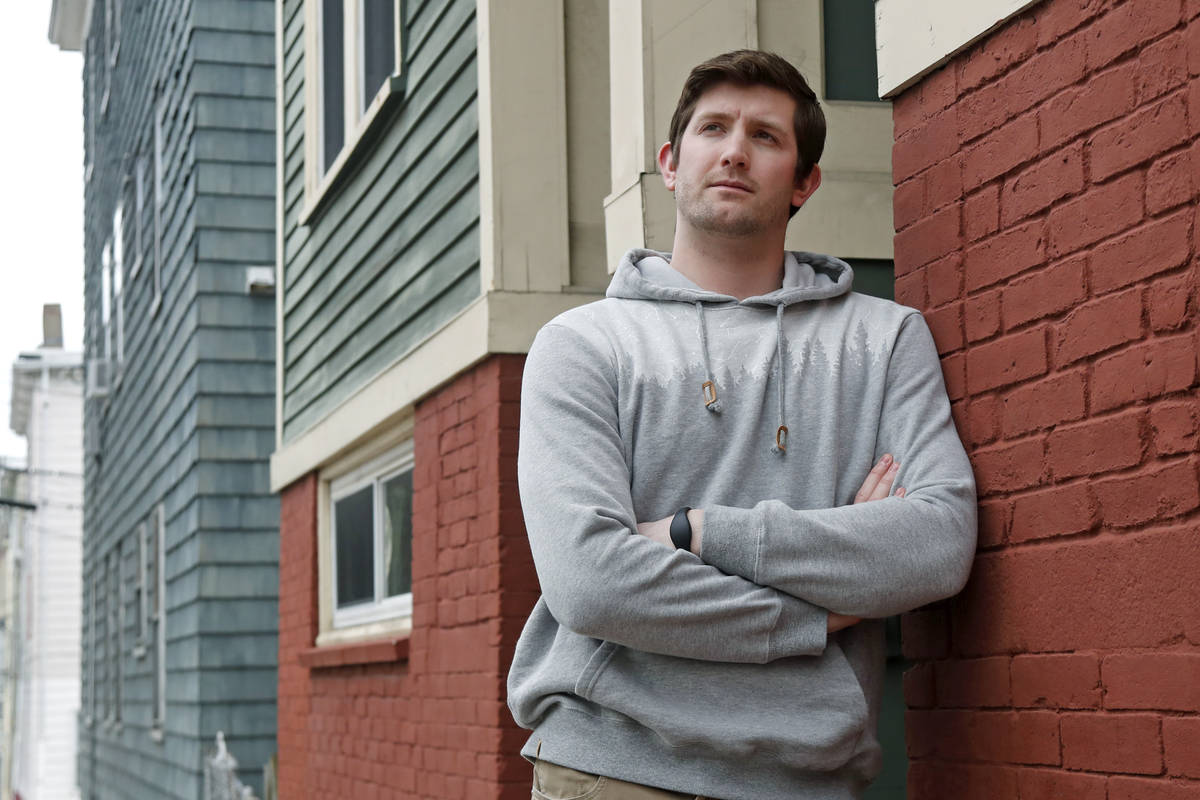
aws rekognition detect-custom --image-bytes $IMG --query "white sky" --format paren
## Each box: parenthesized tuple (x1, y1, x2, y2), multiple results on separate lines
(0, 3, 85, 461)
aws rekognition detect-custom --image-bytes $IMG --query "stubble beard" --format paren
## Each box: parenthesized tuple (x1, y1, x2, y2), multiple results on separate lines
(675, 177, 789, 239)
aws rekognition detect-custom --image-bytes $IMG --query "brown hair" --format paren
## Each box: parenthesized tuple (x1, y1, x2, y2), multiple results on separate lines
(667, 50, 826, 213)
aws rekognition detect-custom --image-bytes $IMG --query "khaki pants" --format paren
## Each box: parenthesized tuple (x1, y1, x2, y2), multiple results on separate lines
(532, 759, 711, 800)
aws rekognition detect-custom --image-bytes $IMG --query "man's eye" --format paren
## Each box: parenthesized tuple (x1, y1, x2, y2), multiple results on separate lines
(755, 131, 777, 142)
(700, 123, 721, 132)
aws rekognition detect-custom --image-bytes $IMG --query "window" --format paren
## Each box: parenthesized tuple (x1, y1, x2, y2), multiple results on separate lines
(132, 156, 147, 278)
(101, 0, 122, 114)
(329, 441, 413, 629)
(152, 91, 166, 315)
(100, 244, 112, 361)
(107, 549, 122, 725)
(134, 520, 148, 655)
(150, 504, 166, 738)
(304, 0, 404, 213)
(822, 0, 882, 102)
(111, 199, 125, 369)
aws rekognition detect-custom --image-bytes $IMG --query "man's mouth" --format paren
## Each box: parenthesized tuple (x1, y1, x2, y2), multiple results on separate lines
(708, 179, 753, 193)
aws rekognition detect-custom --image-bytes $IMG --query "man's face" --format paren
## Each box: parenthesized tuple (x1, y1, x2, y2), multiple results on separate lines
(659, 82, 821, 239)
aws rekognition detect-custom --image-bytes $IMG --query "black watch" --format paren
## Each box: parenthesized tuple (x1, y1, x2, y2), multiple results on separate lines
(669, 507, 692, 551)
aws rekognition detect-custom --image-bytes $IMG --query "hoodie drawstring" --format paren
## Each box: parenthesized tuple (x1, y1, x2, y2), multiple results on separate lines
(695, 301, 724, 413)
(693, 301, 789, 454)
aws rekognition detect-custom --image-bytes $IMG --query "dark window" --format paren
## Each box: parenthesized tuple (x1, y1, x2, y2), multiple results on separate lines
(361, 0, 397, 112)
(321, 0, 346, 172)
(334, 485, 375, 607)
(822, 0, 881, 102)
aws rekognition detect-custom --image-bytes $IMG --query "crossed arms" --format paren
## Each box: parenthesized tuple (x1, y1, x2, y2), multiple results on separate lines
(517, 315, 977, 665)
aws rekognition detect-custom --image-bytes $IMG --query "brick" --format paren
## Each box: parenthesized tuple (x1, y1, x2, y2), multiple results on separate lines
(1011, 482, 1096, 542)
(1016, 767, 1107, 800)
(1094, 457, 1200, 526)
(1001, 143, 1085, 226)
(958, 17, 1038, 92)
(966, 326, 1048, 394)
(1062, 712, 1163, 774)
(1087, 0, 1184, 70)
(1092, 332, 1197, 411)
(926, 154, 964, 214)
(965, 289, 1001, 342)
(926, 301, 965, 354)
(902, 606, 949, 660)
(1012, 653, 1101, 709)
(1191, 14, 1200, 72)
(1047, 171, 1145, 258)
(964, 394, 1002, 446)
(1151, 400, 1200, 455)
(953, 525, 1200, 655)
(1150, 269, 1196, 333)
(978, 498, 1011, 548)
(935, 656, 1012, 708)
(1147, 145, 1198, 213)
(909, 709, 1061, 765)
(927, 253, 965, 306)
(1054, 287, 1144, 366)
(894, 269, 927, 308)
(903, 662, 936, 708)
(893, 65, 958, 129)
(895, 203, 962, 273)
(1104, 653, 1200, 711)
(1139, 32, 1190, 103)
(1092, 209, 1193, 294)
(1110, 776, 1200, 800)
(942, 352, 966, 401)
(894, 107, 960, 183)
(1002, 257, 1088, 330)
(1192, 77, 1200, 135)
(972, 437, 1046, 495)
(1033, 0, 1113, 48)
(964, 183, 1000, 243)
(963, 112, 1040, 186)
(966, 220, 1047, 292)
(1041, 61, 1138, 150)
(894, 176, 924, 231)
(908, 761, 1020, 799)
(1003, 369, 1089, 438)
(1090, 93, 1190, 181)
(1165, 717, 1200, 777)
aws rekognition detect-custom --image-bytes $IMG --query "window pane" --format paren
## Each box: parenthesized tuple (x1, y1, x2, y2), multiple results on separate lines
(381, 470, 412, 597)
(335, 485, 375, 607)
(822, 0, 880, 102)
(361, 0, 396, 113)
(321, 0, 345, 172)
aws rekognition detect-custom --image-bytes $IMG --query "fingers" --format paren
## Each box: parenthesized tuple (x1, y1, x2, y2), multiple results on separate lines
(868, 458, 900, 501)
(854, 454, 893, 503)
(896, 487, 907, 499)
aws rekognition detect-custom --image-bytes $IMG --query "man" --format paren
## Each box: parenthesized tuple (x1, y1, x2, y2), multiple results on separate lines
(507, 50, 977, 800)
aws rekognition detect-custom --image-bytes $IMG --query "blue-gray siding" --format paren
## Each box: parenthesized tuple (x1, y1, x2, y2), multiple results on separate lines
(79, 0, 277, 797)
(279, 0, 481, 442)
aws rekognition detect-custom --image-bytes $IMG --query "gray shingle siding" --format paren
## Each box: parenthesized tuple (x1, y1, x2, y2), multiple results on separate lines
(79, 0, 277, 798)
(279, 0, 481, 443)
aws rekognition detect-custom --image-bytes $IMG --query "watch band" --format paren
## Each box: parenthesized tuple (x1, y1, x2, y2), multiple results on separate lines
(669, 507, 693, 551)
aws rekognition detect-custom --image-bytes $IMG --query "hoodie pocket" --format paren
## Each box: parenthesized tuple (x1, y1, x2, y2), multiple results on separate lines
(579, 641, 869, 771)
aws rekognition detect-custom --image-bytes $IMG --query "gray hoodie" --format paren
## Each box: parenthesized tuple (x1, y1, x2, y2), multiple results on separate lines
(507, 248, 977, 800)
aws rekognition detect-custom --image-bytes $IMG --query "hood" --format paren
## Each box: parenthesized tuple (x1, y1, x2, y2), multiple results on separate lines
(605, 248, 854, 306)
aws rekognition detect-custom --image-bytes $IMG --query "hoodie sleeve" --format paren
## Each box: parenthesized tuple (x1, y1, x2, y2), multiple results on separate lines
(698, 312, 978, 619)
(519, 322, 831, 663)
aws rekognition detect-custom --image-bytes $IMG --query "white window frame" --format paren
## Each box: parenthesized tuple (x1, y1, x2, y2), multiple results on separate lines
(101, 0, 121, 115)
(133, 520, 147, 657)
(150, 504, 166, 741)
(111, 197, 125, 375)
(301, 0, 404, 221)
(132, 156, 147, 279)
(152, 91, 166, 317)
(328, 440, 414, 629)
(106, 548, 122, 727)
(100, 242, 113, 362)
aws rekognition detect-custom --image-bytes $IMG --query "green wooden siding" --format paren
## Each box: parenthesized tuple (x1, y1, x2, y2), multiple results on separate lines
(279, 0, 481, 443)
(79, 0, 277, 797)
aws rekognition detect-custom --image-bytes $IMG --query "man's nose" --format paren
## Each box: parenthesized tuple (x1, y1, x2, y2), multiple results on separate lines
(720, 131, 749, 169)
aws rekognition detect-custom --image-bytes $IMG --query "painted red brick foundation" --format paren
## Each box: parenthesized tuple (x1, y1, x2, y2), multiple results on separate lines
(277, 355, 535, 800)
(893, 0, 1200, 795)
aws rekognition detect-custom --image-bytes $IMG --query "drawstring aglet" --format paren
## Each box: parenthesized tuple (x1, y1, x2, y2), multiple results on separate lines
(772, 425, 788, 454)
(702, 380, 723, 412)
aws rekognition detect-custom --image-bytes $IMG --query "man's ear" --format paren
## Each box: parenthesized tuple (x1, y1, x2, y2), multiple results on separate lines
(658, 142, 677, 191)
(791, 164, 822, 210)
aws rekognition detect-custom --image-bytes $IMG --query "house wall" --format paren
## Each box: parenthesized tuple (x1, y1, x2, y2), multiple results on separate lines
(889, 0, 1200, 795)
(78, 0, 277, 797)
(278, 0, 482, 444)
(277, 355, 535, 800)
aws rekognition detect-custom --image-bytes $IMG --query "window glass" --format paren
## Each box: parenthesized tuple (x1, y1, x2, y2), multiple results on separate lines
(382, 470, 412, 598)
(334, 485, 375, 607)
(321, 0, 346, 172)
(361, 0, 396, 113)
(822, 0, 880, 102)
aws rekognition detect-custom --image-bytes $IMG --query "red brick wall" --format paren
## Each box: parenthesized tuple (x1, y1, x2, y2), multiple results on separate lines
(892, 0, 1200, 795)
(277, 355, 538, 799)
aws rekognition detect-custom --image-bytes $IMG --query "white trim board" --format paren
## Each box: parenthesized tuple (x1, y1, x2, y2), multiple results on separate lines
(269, 289, 603, 491)
(875, 0, 1046, 98)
